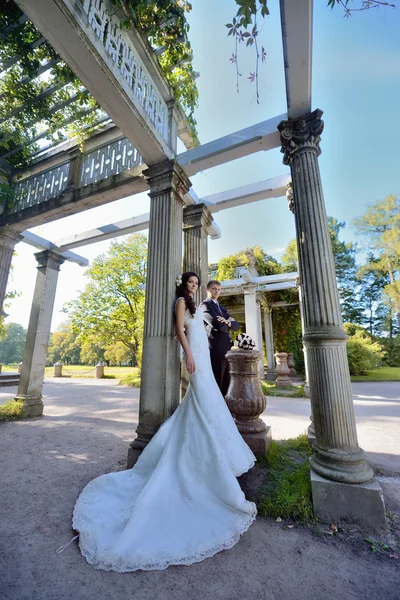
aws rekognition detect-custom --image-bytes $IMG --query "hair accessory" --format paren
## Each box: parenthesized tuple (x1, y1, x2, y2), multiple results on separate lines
(176, 275, 182, 288)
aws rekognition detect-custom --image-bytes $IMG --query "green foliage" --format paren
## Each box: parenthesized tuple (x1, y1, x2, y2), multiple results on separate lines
(0, 182, 15, 212)
(47, 321, 81, 365)
(216, 246, 281, 281)
(64, 234, 147, 367)
(0, 0, 199, 168)
(0, 322, 26, 364)
(0, 399, 24, 423)
(261, 381, 305, 398)
(344, 323, 384, 375)
(109, 0, 199, 136)
(119, 369, 141, 387)
(257, 435, 314, 522)
(352, 195, 400, 328)
(327, 0, 395, 17)
(281, 239, 297, 272)
(351, 366, 400, 382)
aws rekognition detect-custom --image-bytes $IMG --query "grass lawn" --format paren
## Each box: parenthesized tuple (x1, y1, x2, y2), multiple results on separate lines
(351, 366, 400, 382)
(256, 434, 314, 522)
(261, 381, 305, 398)
(1, 364, 140, 380)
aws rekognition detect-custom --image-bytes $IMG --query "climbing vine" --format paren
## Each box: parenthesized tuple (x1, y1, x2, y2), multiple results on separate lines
(0, 0, 199, 169)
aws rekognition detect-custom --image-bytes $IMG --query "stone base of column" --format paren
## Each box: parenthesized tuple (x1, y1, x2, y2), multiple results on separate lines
(241, 426, 272, 457)
(265, 369, 276, 382)
(275, 376, 292, 388)
(127, 432, 152, 468)
(15, 395, 44, 418)
(307, 422, 316, 446)
(310, 444, 373, 484)
(127, 442, 142, 469)
(310, 469, 387, 535)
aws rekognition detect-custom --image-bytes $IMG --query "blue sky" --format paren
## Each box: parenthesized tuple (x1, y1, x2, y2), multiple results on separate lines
(5, 0, 400, 330)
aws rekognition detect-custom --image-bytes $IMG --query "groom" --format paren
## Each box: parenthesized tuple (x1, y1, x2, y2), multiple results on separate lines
(199, 280, 240, 397)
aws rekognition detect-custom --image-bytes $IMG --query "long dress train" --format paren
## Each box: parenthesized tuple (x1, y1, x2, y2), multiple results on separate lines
(72, 306, 257, 572)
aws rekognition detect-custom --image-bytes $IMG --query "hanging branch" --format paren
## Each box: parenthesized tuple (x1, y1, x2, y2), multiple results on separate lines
(327, 0, 396, 16)
(226, 0, 269, 103)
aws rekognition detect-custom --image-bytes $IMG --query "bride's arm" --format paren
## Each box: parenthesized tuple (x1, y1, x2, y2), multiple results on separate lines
(175, 298, 196, 374)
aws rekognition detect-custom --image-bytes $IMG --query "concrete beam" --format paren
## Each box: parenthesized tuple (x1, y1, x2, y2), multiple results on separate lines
(201, 174, 290, 213)
(177, 115, 286, 176)
(279, 0, 313, 119)
(2, 171, 147, 232)
(21, 231, 88, 267)
(14, 0, 173, 165)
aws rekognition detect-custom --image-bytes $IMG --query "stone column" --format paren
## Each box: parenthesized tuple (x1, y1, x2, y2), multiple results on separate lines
(263, 306, 275, 381)
(256, 300, 264, 378)
(278, 110, 373, 484)
(0, 228, 21, 314)
(297, 279, 313, 441)
(15, 251, 65, 417)
(128, 160, 190, 467)
(183, 203, 213, 304)
(243, 283, 263, 376)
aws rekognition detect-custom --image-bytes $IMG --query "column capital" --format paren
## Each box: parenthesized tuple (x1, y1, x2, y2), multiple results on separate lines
(183, 203, 213, 231)
(34, 250, 65, 272)
(278, 109, 324, 166)
(0, 228, 22, 250)
(242, 282, 258, 295)
(143, 160, 191, 200)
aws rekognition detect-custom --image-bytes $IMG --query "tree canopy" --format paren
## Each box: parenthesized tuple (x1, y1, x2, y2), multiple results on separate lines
(64, 234, 147, 367)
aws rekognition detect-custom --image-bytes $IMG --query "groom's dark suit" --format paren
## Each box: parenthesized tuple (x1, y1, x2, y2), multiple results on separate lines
(199, 298, 240, 397)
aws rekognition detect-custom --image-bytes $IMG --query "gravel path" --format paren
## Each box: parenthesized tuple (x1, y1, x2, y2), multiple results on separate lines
(0, 379, 399, 600)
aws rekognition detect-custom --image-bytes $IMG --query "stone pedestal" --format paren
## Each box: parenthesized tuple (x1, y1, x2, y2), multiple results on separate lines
(15, 251, 65, 417)
(279, 110, 373, 491)
(274, 352, 292, 387)
(311, 470, 387, 535)
(183, 203, 212, 305)
(53, 362, 63, 377)
(287, 352, 297, 377)
(95, 364, 104, 378)
(225, 349, 271, 456)
(128, 161, 190, 468)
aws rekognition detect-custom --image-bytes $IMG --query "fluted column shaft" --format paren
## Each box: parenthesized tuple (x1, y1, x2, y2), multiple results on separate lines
(278, 110, 372, 483)
(15, 250, 65, 416)
(183, 203, 212, 304)
(243, 284, 263, 377)
(0, 228, 21, 314)
(263, 306, 275, 375)
(128, 160, 190, 466)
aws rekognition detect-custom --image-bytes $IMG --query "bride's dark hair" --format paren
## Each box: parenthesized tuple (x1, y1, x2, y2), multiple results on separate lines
(176, 272, 200, 318)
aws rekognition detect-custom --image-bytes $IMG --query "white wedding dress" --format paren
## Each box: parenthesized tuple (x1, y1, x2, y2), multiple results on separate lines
(73, 305, 257, 572)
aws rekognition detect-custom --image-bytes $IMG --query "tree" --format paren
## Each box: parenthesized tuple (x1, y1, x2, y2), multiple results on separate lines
(64, 234, 147, 367)
(0, 322, 26, 364)
(357, 254, 389, 335)
(281, 239, 297, 272)
(352, 195, 400, 328)
(216, 245, 281, 280)
(47, 321, 81, 365)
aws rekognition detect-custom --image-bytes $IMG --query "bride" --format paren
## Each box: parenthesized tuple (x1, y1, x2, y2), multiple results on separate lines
(72, 271, 257, 572)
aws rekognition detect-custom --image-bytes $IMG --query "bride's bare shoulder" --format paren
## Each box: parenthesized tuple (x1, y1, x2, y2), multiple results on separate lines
(175, 297, 187, 311)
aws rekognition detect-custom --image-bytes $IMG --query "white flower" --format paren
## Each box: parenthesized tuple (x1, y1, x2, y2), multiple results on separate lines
(237, 333, 256, 350)
(176, 275, 182, 287)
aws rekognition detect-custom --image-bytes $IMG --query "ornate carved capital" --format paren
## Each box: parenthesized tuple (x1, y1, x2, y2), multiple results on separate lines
(34, 250, 65, 272)
(285, 182, 294, 214)
(278, 109, 324, 166)
(144, 160, 191, 201)
(183, 203, 213, 232)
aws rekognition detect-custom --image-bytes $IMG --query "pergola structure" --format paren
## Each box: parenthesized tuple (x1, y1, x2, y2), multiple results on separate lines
(0, 0, 386, 531)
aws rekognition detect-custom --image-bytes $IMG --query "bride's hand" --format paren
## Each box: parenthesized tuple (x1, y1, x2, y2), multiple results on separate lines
(185, 353, 196, 375)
